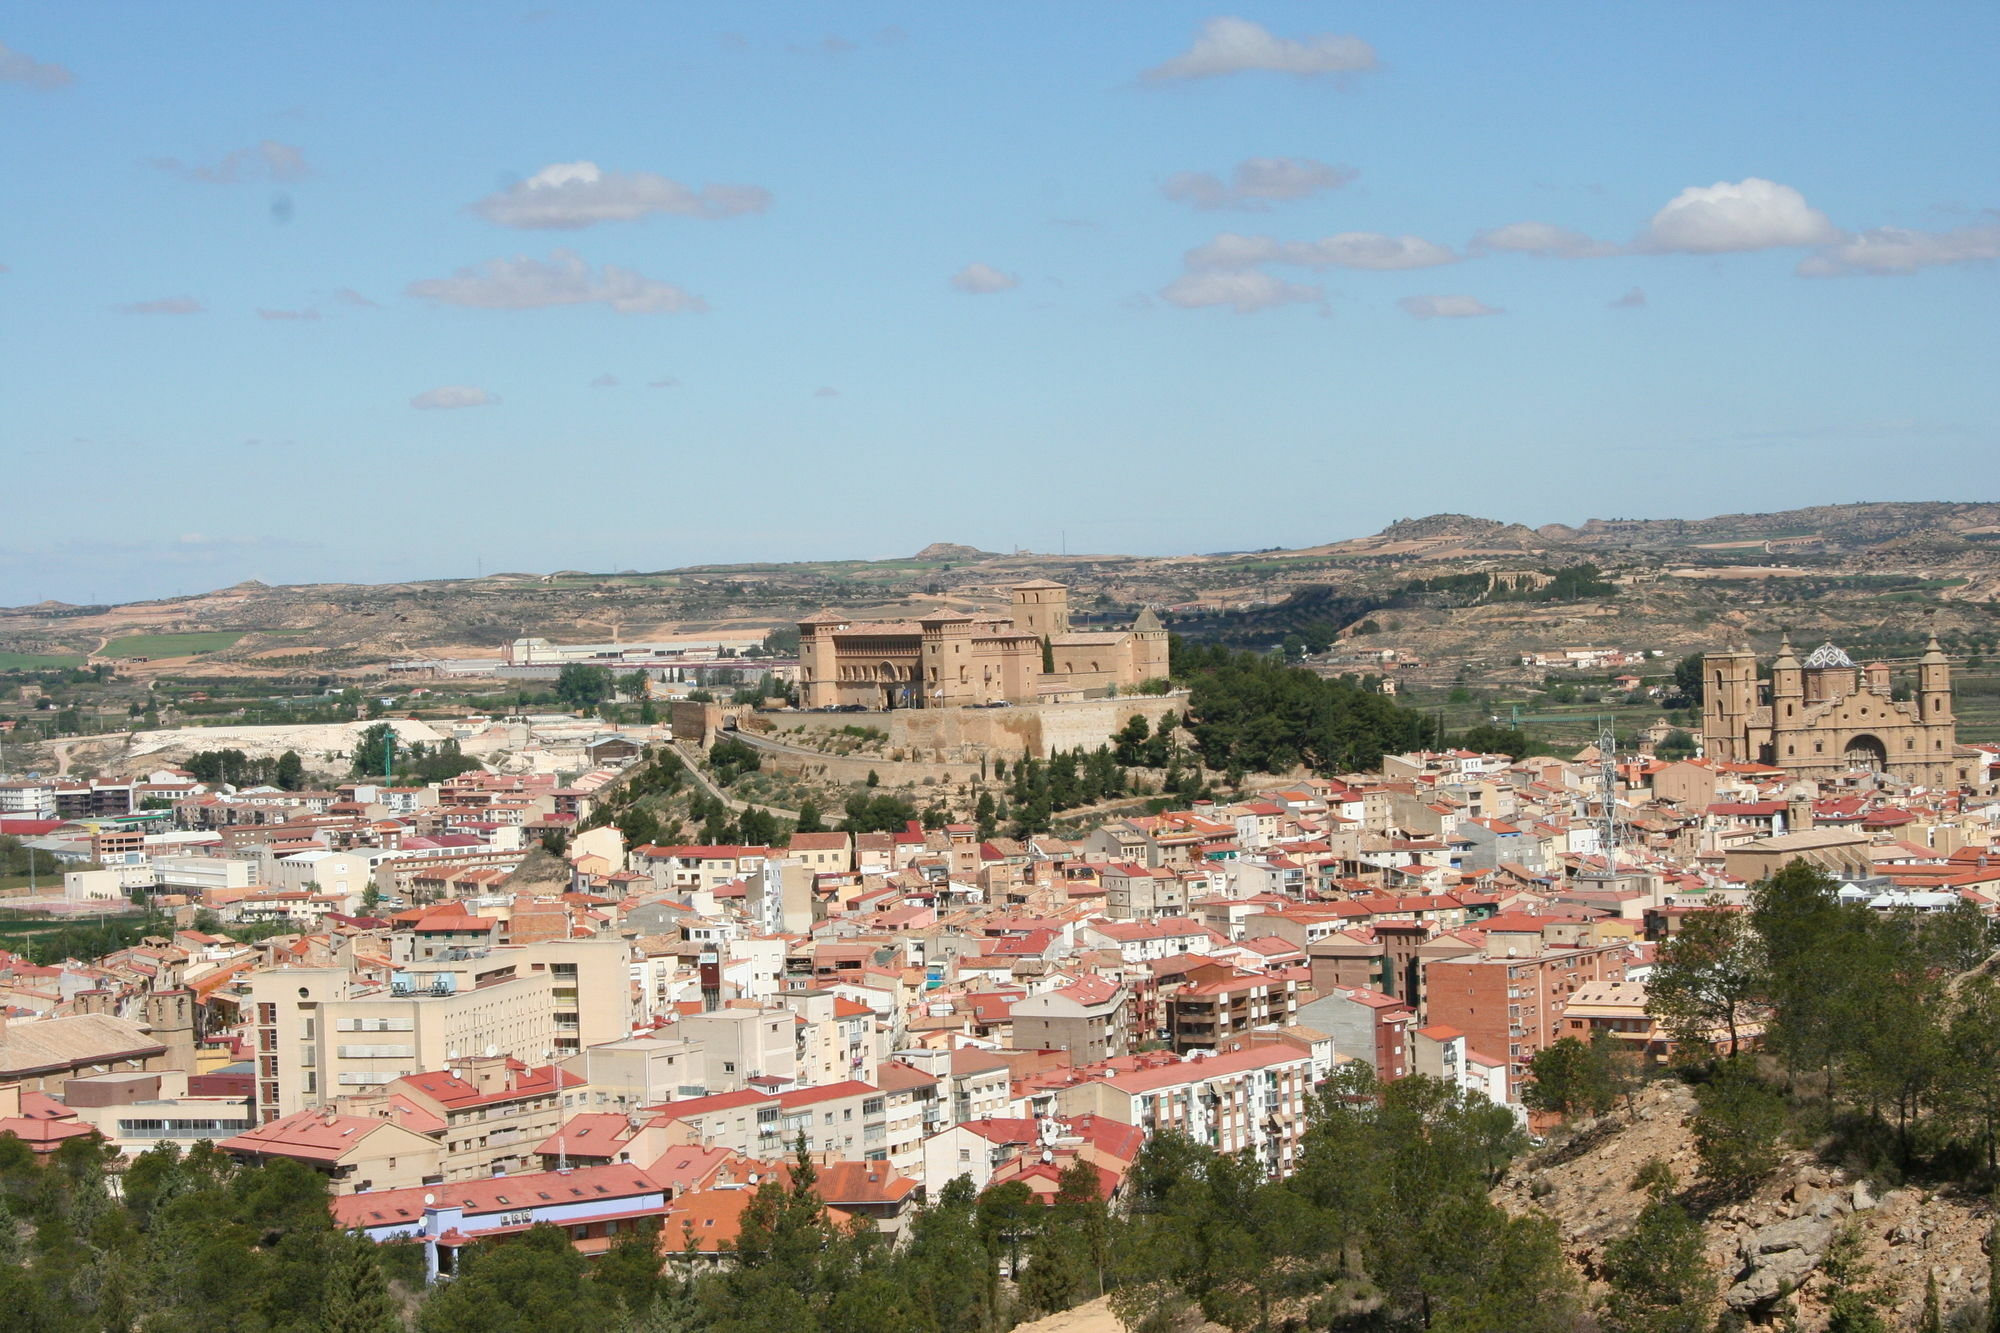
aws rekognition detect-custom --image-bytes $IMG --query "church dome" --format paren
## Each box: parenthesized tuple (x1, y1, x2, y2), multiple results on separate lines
(1802, 641, 1855, 669)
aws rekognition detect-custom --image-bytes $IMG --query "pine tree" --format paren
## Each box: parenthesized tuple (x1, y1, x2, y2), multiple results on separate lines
(321, 1235, 403, 1333)
(1599, 1201, 1715, 1333)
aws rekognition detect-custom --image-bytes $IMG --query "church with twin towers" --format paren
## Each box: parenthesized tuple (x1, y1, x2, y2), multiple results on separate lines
(796, 581, 1169, 711)
(1701, 631, 1979, 787)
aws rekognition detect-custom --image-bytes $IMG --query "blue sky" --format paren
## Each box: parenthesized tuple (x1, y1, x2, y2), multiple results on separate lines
(2, 2, 1996, 605)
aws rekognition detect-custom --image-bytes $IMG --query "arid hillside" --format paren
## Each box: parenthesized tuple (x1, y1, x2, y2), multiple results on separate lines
(5, 501, 2000, 676)
(1498, 1079, 1996, 1331)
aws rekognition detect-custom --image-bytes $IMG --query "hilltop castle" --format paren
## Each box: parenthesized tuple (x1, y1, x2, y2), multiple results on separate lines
(797, 581, 1168, 710)
(1701, 633, 1977, 786)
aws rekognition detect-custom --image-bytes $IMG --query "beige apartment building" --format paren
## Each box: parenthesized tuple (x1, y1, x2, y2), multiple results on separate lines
(562, 1034, 708, 1111)
(676, 1003, 797, 1092)
(370, 1056, 590, 1181)
(246, 938, 632, 1122)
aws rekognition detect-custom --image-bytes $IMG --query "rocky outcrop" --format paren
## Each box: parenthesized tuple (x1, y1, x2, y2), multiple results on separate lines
(1496, 1080, 1998, 1331)
(1725, 1213, 1844, 1311)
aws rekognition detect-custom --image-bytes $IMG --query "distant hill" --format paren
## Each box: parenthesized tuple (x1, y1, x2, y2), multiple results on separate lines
(5, 501, 1996, 668)
(910, 542, 998, 562)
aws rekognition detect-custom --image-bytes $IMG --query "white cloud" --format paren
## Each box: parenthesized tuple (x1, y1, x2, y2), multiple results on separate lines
(114, 297, 204, 315)
(589, 373, 619, 388)
(334, 287, 380, 308)
(151, 140, 311, 184)
(406, 250, 705, 313)
(1472, 220, 1617, 258)
(950, 262, 1019, 294)
(1163, 157, 1356, 211)
(1797, 219, 2000, 276)
(1640, 177, 1838, 253)
(1144, 16, 1376, 82)
(813, 386, 840, 398)
(472, 161, 771, 228)
(411, 386, 498, 410)
(1398, 294, 1502, 319)
(1610, 287, 1647, 309)
(647, 377, 680, 389)
(256, 307, 320, 321)
(1160, 268, 1322, 313)
(1186, 231, 1457, 271)
(0, 41, 73, 89)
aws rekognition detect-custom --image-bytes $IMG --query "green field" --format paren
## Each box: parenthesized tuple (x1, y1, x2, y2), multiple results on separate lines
(101, 631, 245, 659)
(0, 651, 85, 669)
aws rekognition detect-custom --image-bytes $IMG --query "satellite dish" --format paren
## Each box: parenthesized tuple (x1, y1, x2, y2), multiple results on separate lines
(447, 1049, 459, 1061)
(423, 1192, 436, 1207)
(483, 1044, 498, 1058)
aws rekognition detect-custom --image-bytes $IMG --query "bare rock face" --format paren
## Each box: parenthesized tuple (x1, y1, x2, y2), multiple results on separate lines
(1725, 1214, 1839, 1311)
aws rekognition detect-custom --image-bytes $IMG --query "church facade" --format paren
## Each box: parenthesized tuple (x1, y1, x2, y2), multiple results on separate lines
(797, 581, 1169, 710)
(1701, 633, 1976, 786)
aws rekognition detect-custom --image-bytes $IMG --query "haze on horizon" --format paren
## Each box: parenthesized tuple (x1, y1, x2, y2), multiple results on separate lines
(2, 2, 1996, 606)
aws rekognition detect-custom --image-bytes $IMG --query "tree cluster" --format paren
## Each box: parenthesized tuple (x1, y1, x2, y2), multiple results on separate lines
(0, 833, 63, 882)
(0, 1135, 409, 1333)
(1115, 1066, 1572, 1333)
(555, 664, 617, 713)
(1173, 642, 1433, 775)
(350, 725, 481, 783)
(707, 738, 762, 788)
(1648, 862, 2000, 1182)
(185, 748, 306, 790)
(997, 747, 1134, 838)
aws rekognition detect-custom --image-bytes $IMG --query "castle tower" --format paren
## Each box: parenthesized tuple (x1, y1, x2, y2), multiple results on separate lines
(1010, 581, 1070, 639)
(1920, 630, 1954, 727)
(797, 610, 849, 709)
(1131, 605, 1169, 683)
(1701, 646, 1757, 763)
(920, 610, 979, 708)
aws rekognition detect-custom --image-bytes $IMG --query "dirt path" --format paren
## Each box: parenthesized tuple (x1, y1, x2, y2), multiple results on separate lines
(1010, 1297, 1125, 1333)
(1011, 1296, 1222, 1333)
(51, 732, 129, 776)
